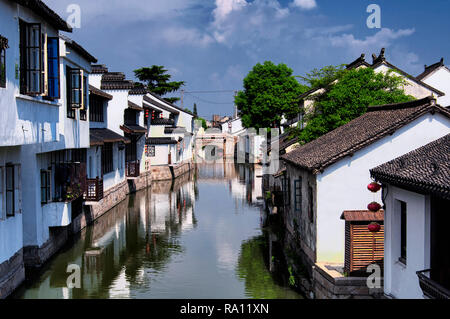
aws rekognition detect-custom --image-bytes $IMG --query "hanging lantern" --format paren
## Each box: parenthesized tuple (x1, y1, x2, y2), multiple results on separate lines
(368, 202, 382, 212)
(368, 222, 381, 232)
(367, 182, 381, 193)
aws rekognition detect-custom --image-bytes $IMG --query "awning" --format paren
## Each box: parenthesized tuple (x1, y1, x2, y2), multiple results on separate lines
(146, 137, 178, 145)
(89, 85, 113, 100)
(90, 128, 130, 146)
(143, 95, 180, 115)
(120, 124, 147, 135)
(128, 100, 144, 111)
(340, 210, 384, 222)
(273, 168, 286, 178)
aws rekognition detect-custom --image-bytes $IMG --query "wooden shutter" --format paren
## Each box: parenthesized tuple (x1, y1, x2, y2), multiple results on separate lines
(349, 223, 384, 273)
(41, 32, 48, 96)
(14, 165, 21, 214)
(47, 37, 60, 98)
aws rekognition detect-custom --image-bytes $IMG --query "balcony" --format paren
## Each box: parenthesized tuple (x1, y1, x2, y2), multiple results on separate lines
(126, 160, 140, 178)
(84, 178, 104, 202)
(417, 269, 450, 299)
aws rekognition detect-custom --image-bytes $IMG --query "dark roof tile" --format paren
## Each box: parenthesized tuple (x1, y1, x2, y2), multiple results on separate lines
(370, 134, 450, 200)
(282, 97, 450, 173)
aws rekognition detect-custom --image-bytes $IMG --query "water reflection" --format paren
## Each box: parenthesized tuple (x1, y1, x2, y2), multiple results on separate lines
(15, 163, 302, 299)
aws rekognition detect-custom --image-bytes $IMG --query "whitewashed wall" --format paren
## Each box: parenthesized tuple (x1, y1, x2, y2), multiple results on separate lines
(383, 186, 430, 299)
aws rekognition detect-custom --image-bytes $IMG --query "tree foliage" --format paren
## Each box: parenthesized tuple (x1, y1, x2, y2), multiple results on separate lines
(235, 61, 308, 130)
(297, 64, 347, 89)
(292, 67, 414, 143)
(134, 65, 185, 104)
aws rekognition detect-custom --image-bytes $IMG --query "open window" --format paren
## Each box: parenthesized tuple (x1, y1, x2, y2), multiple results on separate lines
(19, 21, 60, 98)
(66, 67, 85, 118)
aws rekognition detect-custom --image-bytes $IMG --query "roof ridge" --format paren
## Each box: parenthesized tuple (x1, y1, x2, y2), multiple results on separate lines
(367, 96, 435, 112)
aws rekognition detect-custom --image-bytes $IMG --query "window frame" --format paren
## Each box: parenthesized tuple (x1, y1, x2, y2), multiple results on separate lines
(294, 178, 302, 212)
(89, 95, 104, 122)
(40, 169, 51, 205)
(46, 37, 60, 99)
(308, 185, 314, 223)
(19, 21, 43, 95)
(400, 201, 407, 264)
(5, 165, 14, 217)
(0, 35, 7, 88)
(101, 142, 114, 175)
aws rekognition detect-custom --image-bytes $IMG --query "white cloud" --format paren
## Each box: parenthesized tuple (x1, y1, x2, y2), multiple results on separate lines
(161, 27, 214, 48)
(325, 28, 416, 57)
(292, 0, 317, 10)
(213, 0, 247, 25)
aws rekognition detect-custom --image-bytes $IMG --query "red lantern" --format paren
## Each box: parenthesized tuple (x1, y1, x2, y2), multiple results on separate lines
(368, 222, 381, 232)
(367, 182, 381, 193)
(368, 202, 381, 212)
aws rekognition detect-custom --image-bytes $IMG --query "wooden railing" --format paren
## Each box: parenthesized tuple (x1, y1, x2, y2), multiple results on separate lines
(417, 269, 450, 299)
(84, 177, 104, 202)
(126, 160, 140, 178)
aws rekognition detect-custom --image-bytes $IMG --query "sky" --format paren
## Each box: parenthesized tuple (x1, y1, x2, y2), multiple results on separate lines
(44, 0, 450, 119)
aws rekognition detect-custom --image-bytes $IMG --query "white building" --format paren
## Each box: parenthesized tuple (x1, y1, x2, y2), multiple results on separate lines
(0, 0, 96, 298)
(417, 58, 450, 107)
(141, 91, 194, 170)
(280, 97, 450, 272)
(89, 66, 147, 179)
(86, 85, 129, 200)
(371, 134, 450, 299)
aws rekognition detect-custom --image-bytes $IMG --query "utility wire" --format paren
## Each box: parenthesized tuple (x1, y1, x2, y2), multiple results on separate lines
(184, 92, 235, 105)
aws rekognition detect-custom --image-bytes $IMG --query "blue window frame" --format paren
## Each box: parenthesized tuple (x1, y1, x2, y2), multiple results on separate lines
(294, 179, 302, 212)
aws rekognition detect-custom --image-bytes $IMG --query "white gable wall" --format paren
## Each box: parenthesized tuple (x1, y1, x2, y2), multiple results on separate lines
(420, 67, 450, 107)
(315, 112, 450, 264)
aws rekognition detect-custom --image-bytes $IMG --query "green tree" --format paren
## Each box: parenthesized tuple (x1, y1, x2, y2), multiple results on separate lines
(297, 64, 346, 89)
(134, 65, 185, 104)
(235, 61, 308, 130)
(294, 67, 414, 143)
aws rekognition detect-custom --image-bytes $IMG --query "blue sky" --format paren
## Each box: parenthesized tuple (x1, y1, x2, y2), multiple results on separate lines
(44, 0, 450, 119)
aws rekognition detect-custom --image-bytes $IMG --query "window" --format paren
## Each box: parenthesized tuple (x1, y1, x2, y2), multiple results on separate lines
(40, 170, 51, 204)
(282, 176, 290, 207)
(126, 136, 137, 162)
(308, 186, 314, 222)
(66, 67, 84, 118)
(5, 165, 14, 217)
(80, 75, 88, 120)
(47, 37, 60, 98)
(89, 95, 104, 122)
(146, 145, 155, 157)
(400, 201, 407, 264)
(102, 143, 113, 175)
(0, 35, 7, 88)
(20, 21, 43, 95)
(294, 179, 302, 212)
(124, 109, 137, 125)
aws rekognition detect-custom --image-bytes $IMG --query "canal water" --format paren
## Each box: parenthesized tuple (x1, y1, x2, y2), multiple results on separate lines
(14, 164, 302, 299)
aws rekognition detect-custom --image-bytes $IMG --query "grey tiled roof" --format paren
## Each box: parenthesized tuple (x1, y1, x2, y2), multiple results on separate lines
(282, 97, 450, 173)
(146, 137, 178, 145)
(11, 0, 72, 32)
(370, 134, 450, 200)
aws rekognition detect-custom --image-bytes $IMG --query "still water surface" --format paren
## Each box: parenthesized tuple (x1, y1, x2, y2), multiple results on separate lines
(15, 164, 302, 299)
